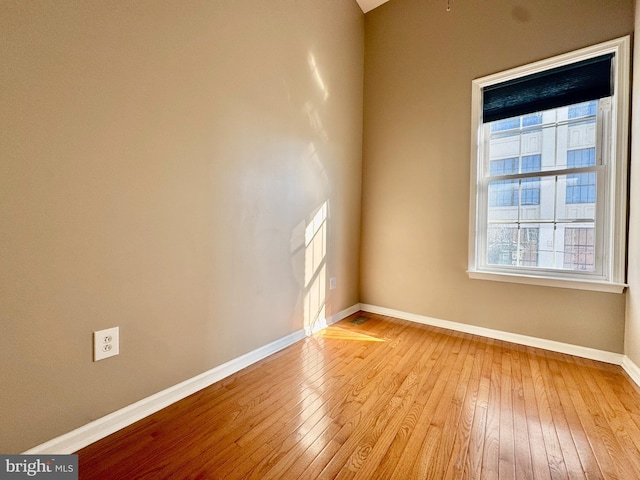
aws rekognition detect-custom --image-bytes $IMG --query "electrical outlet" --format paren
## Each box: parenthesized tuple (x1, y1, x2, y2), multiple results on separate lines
(329, 277, 337, 290)
(93, 327, 119, 361)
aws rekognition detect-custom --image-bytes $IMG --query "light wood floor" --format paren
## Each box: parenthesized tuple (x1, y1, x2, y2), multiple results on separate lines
(77, 312, 640, 479)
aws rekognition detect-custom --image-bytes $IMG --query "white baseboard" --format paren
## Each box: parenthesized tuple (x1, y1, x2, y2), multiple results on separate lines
(304, 303, 361, 335)
(622, 356, 640, 387)
(360, 303, 625, 365)
(362, 303, 640, 390)
(23, 304, 360, 455)
(25, 302, 638, 454)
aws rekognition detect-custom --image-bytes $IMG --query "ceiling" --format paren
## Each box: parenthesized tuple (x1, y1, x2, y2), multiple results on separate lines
(356, 0, 391, 13)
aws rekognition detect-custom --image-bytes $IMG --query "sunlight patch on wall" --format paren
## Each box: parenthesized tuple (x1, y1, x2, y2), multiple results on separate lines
(308, 52, 329, 102)
(302, 52, 330, 143)
(303, 102, 328, 143)
(304, 201, 328, 335)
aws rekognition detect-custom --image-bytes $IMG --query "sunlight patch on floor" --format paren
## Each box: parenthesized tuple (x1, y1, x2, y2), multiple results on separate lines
(314, 325, 385, 342)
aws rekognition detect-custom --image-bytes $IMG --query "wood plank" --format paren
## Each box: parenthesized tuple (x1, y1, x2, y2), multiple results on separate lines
(214, 319, 413, 479)
(339, 331, 450, 479)
(544, 351, 604, 480)
(525, 348, 569, 479)
(518, 345, 553, 480)
(440, 334, 485, 479)
(480, 338, 503, 480)
(535, 351, 586, 480)
(316, 325, 447, 479)
(373, 332, 465, 479)
(507, 343, 535, 480)
(464, 337, 495, 480)
(372, 330, 463, 478)
(497, 343, 515, 480)
(408, 333, 473, 479)
(241, 319, 417, 478)
(571, 355, 640, 477)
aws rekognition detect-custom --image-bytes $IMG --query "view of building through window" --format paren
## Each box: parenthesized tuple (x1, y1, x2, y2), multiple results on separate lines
(486, 100, 597, 271)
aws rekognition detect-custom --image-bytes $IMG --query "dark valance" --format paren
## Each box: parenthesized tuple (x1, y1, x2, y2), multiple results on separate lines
(482, 53, 614, 123)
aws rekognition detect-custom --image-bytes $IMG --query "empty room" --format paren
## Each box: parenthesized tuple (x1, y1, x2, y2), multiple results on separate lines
(3, 0, 640, 478)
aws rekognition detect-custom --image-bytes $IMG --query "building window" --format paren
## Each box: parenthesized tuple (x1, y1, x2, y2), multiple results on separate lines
(566, 148, 596, 204)
(488, 155, 541, 207)
(568, 101, 597, 118)
(491, 113, 542, 132)
(564, 227, 595, 271)
(468, 37, 630, 293)
(489, 158, 518, 207)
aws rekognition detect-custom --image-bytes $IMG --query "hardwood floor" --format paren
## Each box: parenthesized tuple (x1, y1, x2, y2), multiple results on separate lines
(76, 313, 640, 479)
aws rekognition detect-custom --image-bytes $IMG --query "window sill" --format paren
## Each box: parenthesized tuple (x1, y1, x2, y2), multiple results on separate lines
(467, 269, 626, 293)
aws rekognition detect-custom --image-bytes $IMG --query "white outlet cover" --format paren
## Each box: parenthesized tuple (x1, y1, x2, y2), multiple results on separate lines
(93, 326, 119, 361)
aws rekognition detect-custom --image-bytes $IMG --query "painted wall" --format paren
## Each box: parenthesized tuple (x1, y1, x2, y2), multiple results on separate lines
(0, 0, 364, 453)
(625, 0, 640, 366)
(361, 0, 633, 352)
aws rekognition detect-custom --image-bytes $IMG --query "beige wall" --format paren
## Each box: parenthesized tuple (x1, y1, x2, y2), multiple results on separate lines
(361, 0, 633, 352)
(2, 0, 636, 455)
(0, 0, 364, 453)
(625, 0, 640, 365)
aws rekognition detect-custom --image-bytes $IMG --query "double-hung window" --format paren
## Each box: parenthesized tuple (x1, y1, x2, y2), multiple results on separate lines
(468, 37, 630, 293)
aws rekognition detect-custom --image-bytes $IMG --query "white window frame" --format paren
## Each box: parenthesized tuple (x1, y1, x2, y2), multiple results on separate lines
(468, 36, 630, 293)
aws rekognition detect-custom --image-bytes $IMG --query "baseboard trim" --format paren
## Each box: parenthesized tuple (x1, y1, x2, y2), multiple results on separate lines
(23, 304, 360, 455)
(305, 303, 361, 335)
(26, 303, 636, 454)
(622, 356, 640, 387)
(360, 303, 625, 366)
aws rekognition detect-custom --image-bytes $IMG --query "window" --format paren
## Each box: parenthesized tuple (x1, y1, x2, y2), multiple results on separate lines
(491, 113, 542, 132)
(487, 226, 539, 267)
(568, 101, 597, 118)
(468, 37, 630, 293)
(566, 148, 596, 204)
(563, 227, 595, 271)
(488, 155, 541, 208)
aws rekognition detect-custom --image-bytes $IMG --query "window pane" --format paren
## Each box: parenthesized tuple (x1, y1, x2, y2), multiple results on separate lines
(489, 157, 518, 175)
(483, 100, 600, 273)
(487, 225, 539, 267)
(487, 100, 598, 175)
(522, 113, 543, 127)
(487, 224, 517, 266)
(491, 118, 520, 132)
(521, 154, 541, 172)
(488, 180, 519, 207)
(520, 178, 540, 205)
(482, 91, 602, 273)
(489, 158, 521, 208)
(568, 100, 597, 119)
(486, 167, 598, 271)
(515, 176, 552, 226)
(562, 227, 595, 271)
(567, 148, 596, 168)
(557, 174, 597, 220)
(490, 114, 542, 131)
(566, 173, 596, 204)
(520, 227, 539, 267)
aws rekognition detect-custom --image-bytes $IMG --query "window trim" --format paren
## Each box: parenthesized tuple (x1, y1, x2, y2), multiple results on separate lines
(468, 36, 630, 293)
